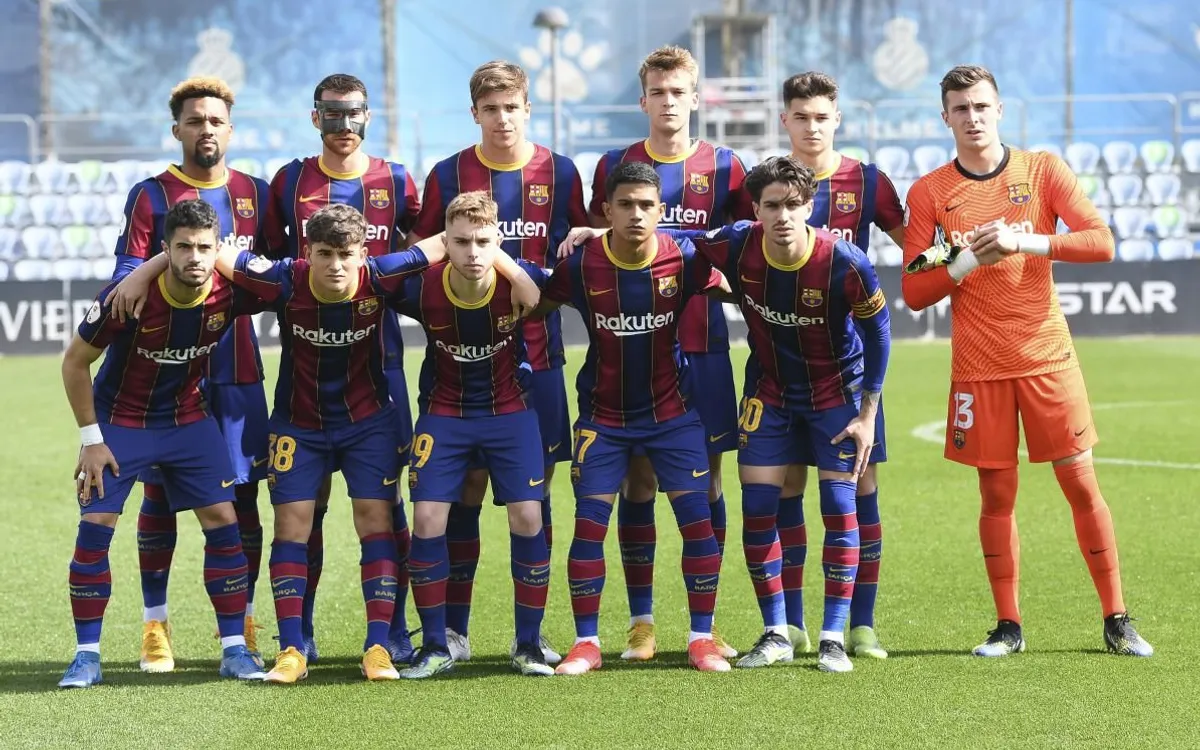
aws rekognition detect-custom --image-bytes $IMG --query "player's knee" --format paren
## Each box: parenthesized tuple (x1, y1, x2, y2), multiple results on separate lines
(781, 463, 809, 497)
(194, 501, 238, 530)
(81, 512, 119, 529)
(1052, 448, 1092, 467)
(816, 469, 856, 483)
(707, 455, 723, 500)
(274, 501, 316, 542)
(625, 461, 657, 501)
(978, 467, 1018, 516)
(412, 501, 451, 536)
(506, 500, 542, 536)
(460, 469, 489, 508)
(352, 498, 393, 536)
(857, 465, 879, 495)
(739, 463, 788, 489)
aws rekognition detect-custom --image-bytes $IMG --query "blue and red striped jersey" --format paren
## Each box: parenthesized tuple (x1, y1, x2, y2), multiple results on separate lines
(689, 222, 887, 412)
(412, 144, 588, 371)
(80, 273, 262, 429)
(542, 232, 721, 428)
(809, 154, 904, 251)
(114, 165, 268, 385)
(264, 155, 421, 372)
(589, 139, 753, 354)
(230, 248, 429, 430)
(394, 260, 545, 418)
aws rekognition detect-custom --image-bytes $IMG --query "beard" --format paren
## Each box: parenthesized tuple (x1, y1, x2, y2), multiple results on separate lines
(170, 261, 210, 288)
(193, 144, 222, 169)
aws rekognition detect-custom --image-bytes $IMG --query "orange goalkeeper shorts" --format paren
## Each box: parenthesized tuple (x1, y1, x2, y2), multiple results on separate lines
(943, 366, 1098, 469)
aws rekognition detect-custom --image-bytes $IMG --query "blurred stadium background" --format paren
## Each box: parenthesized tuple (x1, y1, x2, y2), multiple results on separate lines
(1, 0, 1198, 350)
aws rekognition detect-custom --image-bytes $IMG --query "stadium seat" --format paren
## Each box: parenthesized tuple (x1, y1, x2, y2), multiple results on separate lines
(92, 257, 114, 279)
(60, 225, 98, 258)
(875, 242, 903, 267)
(874, 146, 910, 179)
(12, 258, 53, 280)
(0, 227, 19, 259)
(0, 194, 24, 227)
(103, 159, 147, 195)
(1139, 140, 1174, 173)
(28, 194, 69, 226)
(71, 160, 106, 193)
(1101, 140, 1138, 174)
(1150, 206, 1187, 238)
(839, 146, 870, 164)
(1117, 238, 1155, 261)
(98, 225, 121, 255)
(264, 157, 292, 180)
(911, 145, 948, 176)
(572, 151, 603, 189)
(52, 258, 95, 280)
(229, 157, 263, 178)
(1156, 238, 1195, 260)
(140, 161, 171, 180)
(1106, 174, 1143, 207)
(0, 260, 7, 281)
(0, 160, 33, 194)
(67, 194, 106, 225)
(892, 179, 913, 204)
(735, 148, 760, 168)
(33, 160, 73, 194)
(21, 226, 61, 258)
(1029, 143, 1063, 158)
(1065, 142, 1101, 174)
(1181, 140, 1200, 173)
(1096, 207, 1113, 230)
(1112, 207, 1149, 239)
(105, 193, 127, 224)
(1145, 173, 1181, 205)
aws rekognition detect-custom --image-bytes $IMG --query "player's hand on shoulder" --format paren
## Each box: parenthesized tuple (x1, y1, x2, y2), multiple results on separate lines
(75, 443, 119, 500)
(510, 276, 541, 320)
(104, 274, 151, 324)
(969, 220, 1020, 266)
(557, 226, 604, 259)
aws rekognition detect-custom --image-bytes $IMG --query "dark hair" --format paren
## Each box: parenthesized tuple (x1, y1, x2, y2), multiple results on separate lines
(314, 73, 368, 103)
(305, 203, 367, 248)
(164, 199, 220, 242)
(744, 156, 819, 204)
(781, 71, 838, 107)
(940, 65, 999, 108)
(604, 161, 661, 201)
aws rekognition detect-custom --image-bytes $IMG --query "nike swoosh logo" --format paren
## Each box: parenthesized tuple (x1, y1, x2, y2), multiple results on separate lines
(529, 478, 545, 487)
(946, 203, 965, 212)
(587, 288, 612, 296)
(837, 451, 856, 459)
(528, 566, 550, 577)
(1074, 425, 1090, 437)
(982, 553, 1001, 558)
(140, 325, 167, 334)
(694, 576, 718, 586)
(1089, 548, 1108, 556)
(221, 479, 236, 488)
(397, 442, 412, 454)
(252, 457, 269, 468)
(739, 275, 761, 284)
(692, 469, 710, 478)
(708, 432, 729, 443)
(225, 576, 247, 586)
(429, 324, 453, 331)
(298, 194, 324, 203)
(547, 443, 562, 453)
(383, 477, 398, 486)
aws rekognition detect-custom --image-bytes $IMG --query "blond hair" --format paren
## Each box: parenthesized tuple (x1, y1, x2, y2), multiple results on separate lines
(638, 45, 699, 91)
(445, 190, 499, 227)
(939, 65, 999, 108)
(469, 61, 529, 105)
(169, 77, 235, 121)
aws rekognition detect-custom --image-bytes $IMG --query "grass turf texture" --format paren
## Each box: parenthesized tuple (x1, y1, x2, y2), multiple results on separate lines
(1, 337, 1197, 749)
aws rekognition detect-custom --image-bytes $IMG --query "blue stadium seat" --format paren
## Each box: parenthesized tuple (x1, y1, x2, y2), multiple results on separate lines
(1139, 140, 1174, 173)
(1156, 238, 1195, 260)
(1117, 238, 1155, 261)
(0, 195, 25, 227)
(1112, 206, 1149, 239)
(1144, 173, 1181, 205)
(911, 144, 948, 176)
(1101, 140, 1138, 174)
(874, 146, 910, 179)
(1065, 142, 1101, 174)
(1106, 174, 1143, 207)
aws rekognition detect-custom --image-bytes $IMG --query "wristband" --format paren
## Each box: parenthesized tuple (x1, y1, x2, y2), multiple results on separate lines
(80, 424, 104, 446)
(947, 250, 980, 282)
(1019, 234, 1051, 256)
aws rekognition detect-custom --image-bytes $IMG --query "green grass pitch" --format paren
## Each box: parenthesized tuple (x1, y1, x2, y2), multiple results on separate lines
(1, 337, 1197, 749)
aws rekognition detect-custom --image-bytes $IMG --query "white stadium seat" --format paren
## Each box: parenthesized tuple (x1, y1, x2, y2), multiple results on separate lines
(28, 194, 69, 227)
(1139, 140, 1174, 173)
(1144, 173, 1180, 205)
(1106, 174, 1142, 207)
(1101, 140, 1138, 174)
(1156, 238, 1194, 260)
(874, 146, 910, 179)
(1111, 206, 1149, 239)
(1180, 140, 1200, 173)
(1116, 238, 1155, 261)
(12, 258, 53, 280)
(911, 145, 948, 176)
(1065, 142, 1101, 174)
(1150, 206, 1186, 238)
(20, 226, 61, 258)
(0, 161, 33, 194)
(33, 160, 73, 194)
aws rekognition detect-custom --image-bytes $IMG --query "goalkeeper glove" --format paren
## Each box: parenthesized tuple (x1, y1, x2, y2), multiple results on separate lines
(905, 242, 963, 274)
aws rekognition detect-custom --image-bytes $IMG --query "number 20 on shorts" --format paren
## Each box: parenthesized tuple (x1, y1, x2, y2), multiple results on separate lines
(739, 397, 764, 433)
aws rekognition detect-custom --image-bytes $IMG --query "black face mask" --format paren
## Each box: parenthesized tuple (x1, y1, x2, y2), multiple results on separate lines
(315, 100, 369, 138)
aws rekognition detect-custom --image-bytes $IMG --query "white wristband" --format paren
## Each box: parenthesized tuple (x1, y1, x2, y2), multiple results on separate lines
(947, 250, 980, 282)
(80, 424, 104, 446)
(1019, 234, 1051, 256)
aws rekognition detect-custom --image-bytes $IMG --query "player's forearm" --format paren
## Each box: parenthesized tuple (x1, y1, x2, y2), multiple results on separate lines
(413, 232, 446, 264)
(1043, 227, 1115, 263)
(62, 344, 100, 429)
(125, 252, 168, 285)
(214, 242, 241, 279)
(111, 255, 144, 281)
(901, 265, 957, 311)
(527, 299, 562, 320)
(857, 308, 891, 399)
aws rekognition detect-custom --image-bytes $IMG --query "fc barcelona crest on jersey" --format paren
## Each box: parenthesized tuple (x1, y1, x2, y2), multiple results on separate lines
(688, 173, 710, 195)
(236, 197, 255, 218)
(835, 191, 857, 213)
(801, 288, 824, 308)
(1008, 183, 1032, 205)
(357, 298, 379, 316)
(658, 275, 679, 297)
(528, 184, 550, 206)
(953, 429, 967, 449)
(369, 188, 390, 209)
(497, 314, 517, 333)
(206, 312, 226, 331)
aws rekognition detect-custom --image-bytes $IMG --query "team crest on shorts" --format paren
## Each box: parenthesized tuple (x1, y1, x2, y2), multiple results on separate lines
(528, 184, 550, 206)
(236, 197, 255, 218)
(835, 191, 857, 213)
(801, 288, 824, 308)
(358, 298, 379, 316)
(369, 188, 390, 209)
(247, 255, 272, 273)
(408, 470, 418, 490)
(658, 275, 678, 297)
(570, 466, 581, 484)
(953, 429, 967, 449)
(689, 173, 710, 194)
(1008, 183, 1032, 205)
(496, 314, 517, 333)
(738, 432, 749, 449)
(206, 312, 226, 331)
(267, 474, 277, 490)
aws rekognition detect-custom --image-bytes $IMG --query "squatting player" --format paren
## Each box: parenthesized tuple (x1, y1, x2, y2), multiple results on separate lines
(59, 200, 267, 688)
(901, 65, 1151, 657)
(587, 45, 751, 662)
(393, 192, 553, 679)
(776, 71, 906, 659)
(407, 60, 587, 663)
(264, 73, 422, 663)
(112, 76, 271, 672)
(533, 162, 731, 676)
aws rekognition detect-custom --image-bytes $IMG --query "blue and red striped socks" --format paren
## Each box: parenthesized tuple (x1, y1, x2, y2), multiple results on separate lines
(409, 534, 450, 649)
(70, 520, 115, 651)
(511, 529, 550, 645)
(389, 502, 412, 643)
(301, 504, 327, 641)
(819, 480, 860, 642)
(850, 489, 881, 629)
(777, 493, 807, 631)
(445, 503, 481, 637)
(136, 483, 174, 622)
(741, 484, 785, 629)
(617, 494, 656, 621)
(270, 540, 308, 651)
(360, 532, 399, 650)
(710, 493, 728, 560)
(567, 498, 612, 640)
(202, 523, 249, 646)
(233, 483, 262, 613)
(670, 492, 721, 636)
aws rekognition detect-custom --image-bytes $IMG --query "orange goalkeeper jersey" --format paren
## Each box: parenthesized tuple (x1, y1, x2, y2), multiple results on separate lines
(902, 146, 1114, 382)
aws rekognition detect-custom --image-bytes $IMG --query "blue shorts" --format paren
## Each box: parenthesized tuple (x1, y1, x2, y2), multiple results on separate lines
(386, 367, 414, 464)
(266, 406, 401, 504)
(530, 367, 572, 467)
(571, 411, 709, 497)
(796, 399, 888, 466)
(737, 398, 864, 473)
(80, 419, 236, 515)
(208, 382, 270, 484)
(684, 351, 739, 454)
(409, 411, 545, 504)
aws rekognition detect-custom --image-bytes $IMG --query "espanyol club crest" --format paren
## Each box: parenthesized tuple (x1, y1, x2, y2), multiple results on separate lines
(658, 275, 679, 297)
(1008, 183, 1032, 205)
(835, 191, 857, 213)
(688, 173, 710, 194)
(801, 288, 824, 308)
(497, 314, 517, 333)
(247, 255, 272, 273)
(206, 312, 226, 331)
(528, 184, 550, 206)
(369, 188, 390, 209)
(236, 197, 255, 218)
(357, 298, 379, 316)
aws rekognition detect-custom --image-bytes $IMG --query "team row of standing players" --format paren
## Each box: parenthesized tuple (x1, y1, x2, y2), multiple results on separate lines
(55, 46, 1152, 689)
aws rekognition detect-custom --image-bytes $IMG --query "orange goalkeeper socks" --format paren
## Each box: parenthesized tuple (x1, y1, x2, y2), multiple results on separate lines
(1054, 459, 1126, 617)
(978, 467, 1021, 624)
